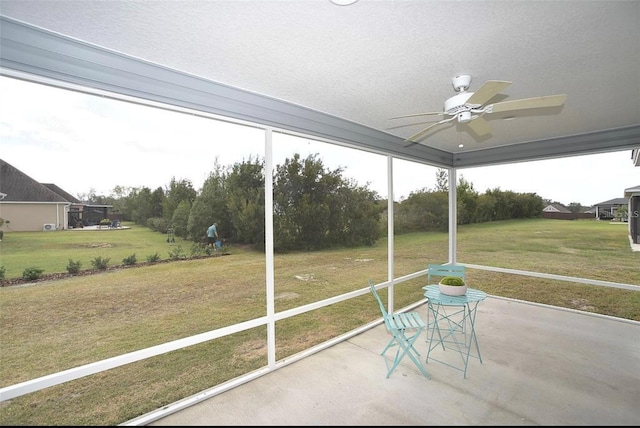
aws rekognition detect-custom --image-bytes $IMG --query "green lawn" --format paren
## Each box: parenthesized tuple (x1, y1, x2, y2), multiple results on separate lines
(0, 218, 638, 425)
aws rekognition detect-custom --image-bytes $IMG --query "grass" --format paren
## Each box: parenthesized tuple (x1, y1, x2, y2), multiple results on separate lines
(0, 223, 194, 280)
(0, 218, 639, 425)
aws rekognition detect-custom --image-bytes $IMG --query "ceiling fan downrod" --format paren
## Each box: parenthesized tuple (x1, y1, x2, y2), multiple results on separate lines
(452, 74, 472, 92)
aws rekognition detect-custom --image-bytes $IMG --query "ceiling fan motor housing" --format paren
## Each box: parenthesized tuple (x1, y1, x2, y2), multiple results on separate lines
(444, 92, 474, 115)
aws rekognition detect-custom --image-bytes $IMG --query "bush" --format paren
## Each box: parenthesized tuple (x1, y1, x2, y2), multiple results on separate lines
(439, 276, 466, 286)
(66, 259, 82, 274)
(146, 253, 161, 263)
(22, 266, 44, 281)
(168, 246, 187, 260)
(190, 242, 213, 257)
(90, 256, 110, 270)
(0, 265, 5, 280)
(147, 217, 170, 233)
(122, 254, 137, 266)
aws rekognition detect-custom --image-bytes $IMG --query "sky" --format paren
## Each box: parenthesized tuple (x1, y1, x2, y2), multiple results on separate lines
(1, 76, 637, 207)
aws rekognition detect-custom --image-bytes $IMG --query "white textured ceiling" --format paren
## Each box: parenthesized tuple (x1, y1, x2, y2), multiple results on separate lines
(1, 0, 639, 157)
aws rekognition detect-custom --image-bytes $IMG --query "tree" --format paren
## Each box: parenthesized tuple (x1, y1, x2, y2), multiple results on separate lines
(395, 189, 449, 233)
(171, 200, 192, 238)
(128, 187, 154, 226)
(163, 178, 196, 222)
(273, 153, 381, 251)
(225, 156, 265, 247)
(615, 205, 629, 222)
(326, 178, 382, 247)
(456, 175, 478, 225)
(149, 187, 165, 219)
(568, 202, 583, 213)
(435, 168, 448, 191)
(187, 160, 229, 242)
(273, 153, 335, 251)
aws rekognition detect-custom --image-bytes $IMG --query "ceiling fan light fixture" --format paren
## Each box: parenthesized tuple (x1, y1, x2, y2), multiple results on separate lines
(458, 111, 472, 123)
(330, 0, 359, 5)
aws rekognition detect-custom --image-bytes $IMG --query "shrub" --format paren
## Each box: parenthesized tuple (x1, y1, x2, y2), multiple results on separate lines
(22, 266, 44, 281)
(122, 254, 137, 266)
(0, 265, 5, 280)
(168, 246, 187, 260)
(90, 256, 110, 270)
(190, 242, 213, 257)
(66, 259, 82, 274)
(439, 276, 466, 286)
(146, 253, 161, 263)
(147, 217, 170, 233)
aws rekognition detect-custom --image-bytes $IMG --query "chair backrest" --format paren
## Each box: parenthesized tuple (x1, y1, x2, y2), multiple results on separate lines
(427, 263, 465, 285)
(368, 279, 388, 318)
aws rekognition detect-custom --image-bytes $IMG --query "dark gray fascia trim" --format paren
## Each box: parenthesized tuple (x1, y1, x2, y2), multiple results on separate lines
(454, 125, 640, 168)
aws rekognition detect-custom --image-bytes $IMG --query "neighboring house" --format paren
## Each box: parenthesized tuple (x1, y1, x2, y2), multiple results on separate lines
(542, 203, 592, 220)
(592, 197, 629, 220)
(542, 203, 571, 213)
(0, 159, 110, 232)
(625, 184, 640, 245)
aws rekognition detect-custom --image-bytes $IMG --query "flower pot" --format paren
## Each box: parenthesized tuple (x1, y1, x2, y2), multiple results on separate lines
(438, 282, 467, 296)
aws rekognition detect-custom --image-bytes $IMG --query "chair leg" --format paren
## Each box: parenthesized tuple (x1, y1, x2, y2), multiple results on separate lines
(382, 328, 430, 379)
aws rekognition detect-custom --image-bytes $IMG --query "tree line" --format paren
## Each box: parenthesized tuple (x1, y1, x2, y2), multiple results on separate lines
(84, 153, 545, 252)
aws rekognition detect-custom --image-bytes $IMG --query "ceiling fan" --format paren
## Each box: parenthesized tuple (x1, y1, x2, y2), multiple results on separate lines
(390, 75, 567, 144)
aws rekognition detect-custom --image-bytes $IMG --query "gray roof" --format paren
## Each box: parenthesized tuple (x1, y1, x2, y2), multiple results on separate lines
(0, 159, 72, 203)
(624, 184, 640, 197)
(42, 183, 81, 204)
(593, 198, 629, 206)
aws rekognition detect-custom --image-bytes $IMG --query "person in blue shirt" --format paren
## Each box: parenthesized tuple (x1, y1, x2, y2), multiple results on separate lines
(206, 223, 219, 249)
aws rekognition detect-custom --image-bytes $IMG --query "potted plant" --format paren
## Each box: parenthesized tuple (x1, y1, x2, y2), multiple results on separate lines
(438, 275, 467, 296)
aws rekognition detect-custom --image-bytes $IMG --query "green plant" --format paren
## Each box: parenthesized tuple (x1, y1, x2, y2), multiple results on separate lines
(99, 218, 111, 226)
(146, 253, 161, 263)
(22, 266, 44, 281)
(90, 256, 110, 270)
(168, 246, 187, 260)
(66, 259, 82, 274)
(439, 276, 466, 286)
(122, 254, 137, 266)
(0, 265, 5, 280)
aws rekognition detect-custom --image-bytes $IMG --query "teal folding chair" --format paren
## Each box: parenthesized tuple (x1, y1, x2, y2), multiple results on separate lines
(425, 263, 468, 354)
(427, 263, 466, 286)
(425, 263, 467, 329)
(368, 280, 430, 379)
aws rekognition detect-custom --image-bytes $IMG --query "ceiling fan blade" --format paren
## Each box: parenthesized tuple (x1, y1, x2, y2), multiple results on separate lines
(465, 116, 492, 137)
(390, 111, 444, 120)
(466, 80, 511, 106)
(487, 94, 567, 114)
(405, 116, 455, 142)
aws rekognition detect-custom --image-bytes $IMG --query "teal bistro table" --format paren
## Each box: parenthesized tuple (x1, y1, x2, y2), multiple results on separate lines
(422, 285, 487, 378)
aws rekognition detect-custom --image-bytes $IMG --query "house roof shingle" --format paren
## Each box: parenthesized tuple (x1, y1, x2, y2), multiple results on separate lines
(593, 198, 630, 206)
(42, 183, 81, 204)
(0, 159, 72, 203)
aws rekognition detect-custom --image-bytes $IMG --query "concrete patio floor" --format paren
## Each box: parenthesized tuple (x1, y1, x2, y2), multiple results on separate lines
(143, 296, 640, 426)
